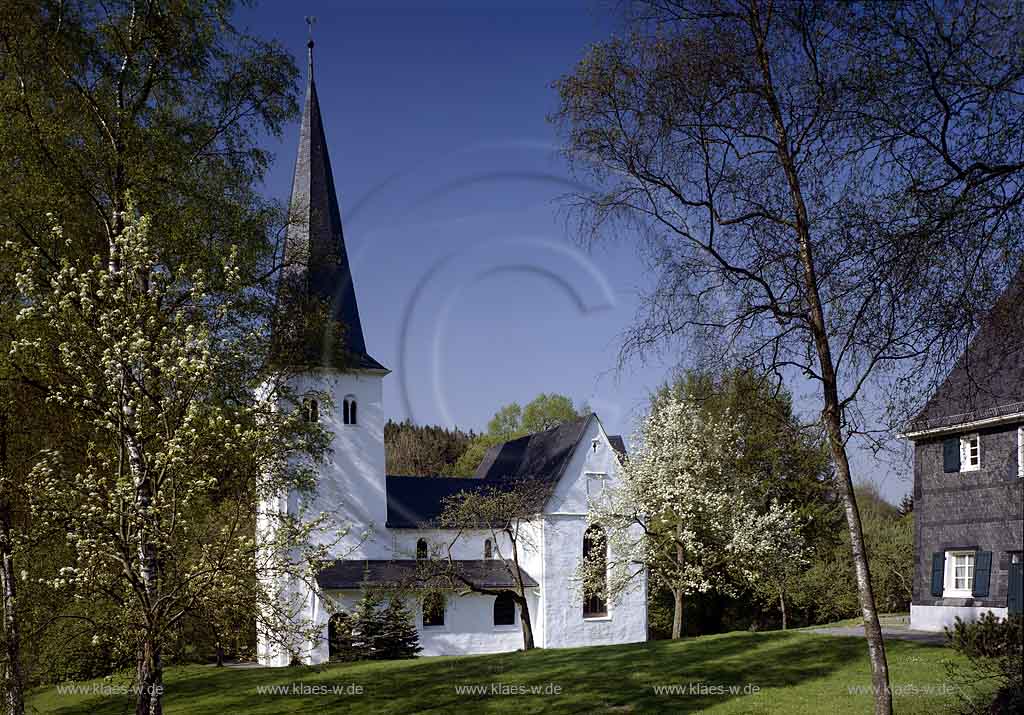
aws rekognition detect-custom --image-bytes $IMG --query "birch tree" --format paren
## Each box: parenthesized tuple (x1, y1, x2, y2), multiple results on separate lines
(554, 2, 1023, 710)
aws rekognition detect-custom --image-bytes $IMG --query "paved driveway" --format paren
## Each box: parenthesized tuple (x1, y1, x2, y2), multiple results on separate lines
(809, 625, 946, 645)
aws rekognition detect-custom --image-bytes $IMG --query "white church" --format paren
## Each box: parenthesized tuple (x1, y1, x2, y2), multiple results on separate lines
(256, 41, 647, 666)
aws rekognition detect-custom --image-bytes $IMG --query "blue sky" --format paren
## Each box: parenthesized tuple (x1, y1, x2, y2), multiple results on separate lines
(239, 1, 913, 503)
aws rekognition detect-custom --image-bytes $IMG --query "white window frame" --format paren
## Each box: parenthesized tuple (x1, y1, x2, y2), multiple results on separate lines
(1018, 426, 1023, 478)
(585, 472, 608, 500)
(960, 433, 981, 472)
(943, 551, 975, 597)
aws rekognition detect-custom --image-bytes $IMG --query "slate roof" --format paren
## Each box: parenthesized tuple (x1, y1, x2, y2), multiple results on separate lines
(386, 476, 489, 528)
(607, 434, 627, 461)
(474, 415, 594, 483)
(908, 266, 1024, 434)
(316, 559, 539, 590)
(385, 414, 596, 528)
(278, 42, 386, 372)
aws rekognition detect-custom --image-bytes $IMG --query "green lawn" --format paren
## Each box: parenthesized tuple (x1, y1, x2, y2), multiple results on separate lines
(28, 631, 974, 714)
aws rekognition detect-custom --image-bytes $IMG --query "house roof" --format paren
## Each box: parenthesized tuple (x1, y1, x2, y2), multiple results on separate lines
(276, 41, 385, 372)
(385, 414, 596, 528)
(607, 434, 627, 461)
(908, 266, 1024, 435)
(316, 559, 539, 590)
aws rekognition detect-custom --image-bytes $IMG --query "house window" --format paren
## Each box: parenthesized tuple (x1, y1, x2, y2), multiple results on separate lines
(422, 592, 445, 627)
(343, 395, 357, 425)
(1018, 427, 1023, 478)
(302, 398, 318, 423)
(582, 525, 608, 618)
(945, 551, 975, 596)
(484, 539, 493, 559)
(960, 433, 980, 471)
(416, 538, 428, 560)
(493, 592, 516, 626)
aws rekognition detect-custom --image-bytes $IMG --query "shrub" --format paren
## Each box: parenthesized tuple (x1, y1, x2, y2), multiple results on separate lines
(945, 613, 1023, 715)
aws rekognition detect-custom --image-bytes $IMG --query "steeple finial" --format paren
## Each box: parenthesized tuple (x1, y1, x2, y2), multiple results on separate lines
(305, 16, 317, 80)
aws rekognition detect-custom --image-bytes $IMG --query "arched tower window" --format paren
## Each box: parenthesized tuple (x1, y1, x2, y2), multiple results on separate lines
(343, 395, 357, 425)
(583, 524, 608, 618)
(484, 539, 493, 560)
(493, 591, 516, 626)
(422, 592, 445, 627)
(302, 398, 319, 423)
(416, 538, 428, 560)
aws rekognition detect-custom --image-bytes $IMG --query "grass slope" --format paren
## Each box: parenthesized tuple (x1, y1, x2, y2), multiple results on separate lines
(29, 631, 971, 714)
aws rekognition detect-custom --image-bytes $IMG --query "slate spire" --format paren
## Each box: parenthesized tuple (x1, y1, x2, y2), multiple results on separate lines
(280, 35, 386, 371)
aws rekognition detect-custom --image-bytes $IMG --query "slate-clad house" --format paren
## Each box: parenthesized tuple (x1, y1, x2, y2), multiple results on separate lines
(255, 42, 647, 666)
(904, 271, 1024, 631)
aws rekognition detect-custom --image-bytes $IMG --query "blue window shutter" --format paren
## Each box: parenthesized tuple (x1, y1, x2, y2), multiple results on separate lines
(1008, 562, 1023, 615)
(943, 438, 960, 473)
(931, 553, 945, 597)
(972, 551, 992, 598)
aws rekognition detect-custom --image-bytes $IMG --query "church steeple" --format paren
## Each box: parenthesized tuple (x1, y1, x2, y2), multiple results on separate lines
(280, 33, 386, 372)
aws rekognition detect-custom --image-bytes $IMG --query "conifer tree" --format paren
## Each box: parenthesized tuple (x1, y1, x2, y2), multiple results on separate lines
(379, 598, 421, 660)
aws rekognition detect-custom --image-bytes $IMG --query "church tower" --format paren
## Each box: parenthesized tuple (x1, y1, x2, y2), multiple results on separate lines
(280, 35, 389, 551)
(258, 36, 388, 667)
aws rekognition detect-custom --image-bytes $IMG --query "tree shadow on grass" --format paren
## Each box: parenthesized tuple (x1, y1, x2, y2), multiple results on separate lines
(30, 632, 944, 715)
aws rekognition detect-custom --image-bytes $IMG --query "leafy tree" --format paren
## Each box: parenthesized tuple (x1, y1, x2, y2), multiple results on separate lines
(10, 213, 333, 715)
(384, 420, 475, 476)
(487, 404, 523, 441)
(657, 370, 839, 549)
(521, 393, 581, 433)
(733, 502, 808, 631)
(2, 2, 302, 712)
(795, 486, 913, 622)
(583, 391, 804, 639)
(451, 393, 585, 476)
(553, 3, 1022, 709)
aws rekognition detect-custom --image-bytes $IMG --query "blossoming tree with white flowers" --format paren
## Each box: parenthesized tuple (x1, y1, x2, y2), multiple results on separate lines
(580, 393, 805, 639)
(10, 213, 347, 715)
(732, 501, 808, 631)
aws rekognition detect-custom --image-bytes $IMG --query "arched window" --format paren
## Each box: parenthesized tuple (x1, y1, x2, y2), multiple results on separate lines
(416, 538, 428, 560)
(582, 524, 608, 618)
(343, 395, 357, 425)
(493, 591, 516, 626)
(484, 539, 493, 560)
(302, 398, 318, 423)
(422, 592, 445, 627)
